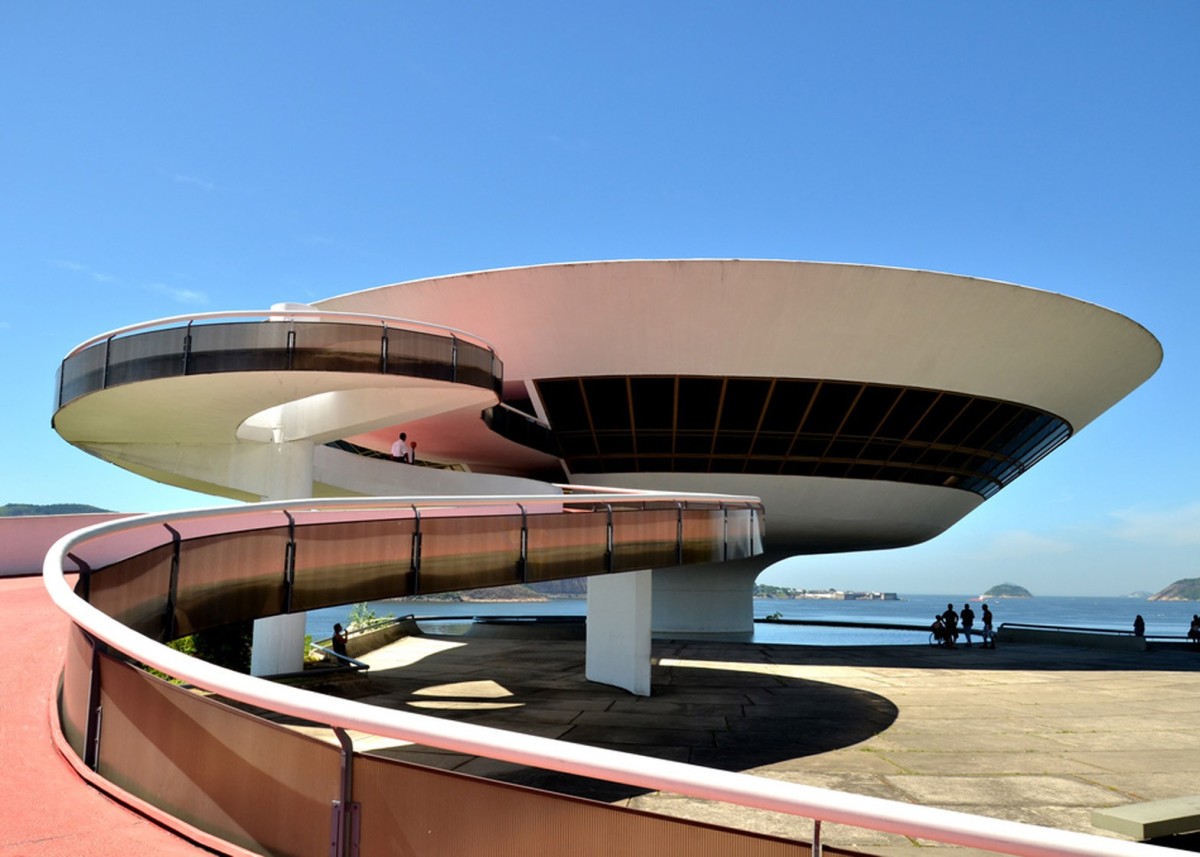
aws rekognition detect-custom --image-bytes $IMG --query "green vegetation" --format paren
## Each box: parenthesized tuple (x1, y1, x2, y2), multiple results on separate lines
(150, 620, 253, 680)
(753, 584, 802, 599)
(1150, 579, 1200, 601)
(189, 620, 253, 672)
(983, 583, 1033, 598)
(348, 601, 393, 630)
(0, 502, 109, 516)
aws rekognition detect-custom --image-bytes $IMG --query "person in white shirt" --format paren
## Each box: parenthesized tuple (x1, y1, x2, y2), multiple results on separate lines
(390, 432, 412, 463)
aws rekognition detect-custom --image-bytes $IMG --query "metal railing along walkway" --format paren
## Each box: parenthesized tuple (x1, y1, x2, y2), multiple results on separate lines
(43, 497, 1175, 857)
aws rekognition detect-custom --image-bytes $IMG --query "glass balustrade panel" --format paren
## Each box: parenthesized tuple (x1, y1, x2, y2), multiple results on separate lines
(291, 518, 415, 610)
(173, 529, 291, 635)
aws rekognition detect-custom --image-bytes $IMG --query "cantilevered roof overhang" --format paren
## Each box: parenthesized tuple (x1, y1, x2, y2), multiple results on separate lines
(314, 260, 1161, 555)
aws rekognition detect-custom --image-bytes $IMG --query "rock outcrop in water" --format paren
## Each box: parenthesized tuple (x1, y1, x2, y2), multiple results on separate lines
(1149, 579, 1200, 601)
(982, 583, 1032, 598)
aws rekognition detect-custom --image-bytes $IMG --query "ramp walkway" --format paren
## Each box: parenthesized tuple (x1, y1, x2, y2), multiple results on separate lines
(0, 576, 213, 856)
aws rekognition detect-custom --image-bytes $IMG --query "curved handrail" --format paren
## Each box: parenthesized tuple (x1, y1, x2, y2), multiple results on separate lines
(63, 308, 499, 359)
(306, 645, 370, 671)
(43, 498, 1170, 857)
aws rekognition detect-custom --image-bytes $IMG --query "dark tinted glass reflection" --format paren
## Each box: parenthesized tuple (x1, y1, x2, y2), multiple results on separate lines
(533, 374, 1071, 499)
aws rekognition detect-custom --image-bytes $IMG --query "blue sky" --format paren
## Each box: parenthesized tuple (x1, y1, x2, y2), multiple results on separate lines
(2, 3, 1196, 595)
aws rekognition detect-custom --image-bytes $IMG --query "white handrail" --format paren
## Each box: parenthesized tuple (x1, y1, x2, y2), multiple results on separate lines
(62, 308, 499, 359)
(43, 499, 1171, 857)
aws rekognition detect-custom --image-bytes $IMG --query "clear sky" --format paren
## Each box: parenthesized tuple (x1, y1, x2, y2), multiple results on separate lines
(2, 3, 1196, 596)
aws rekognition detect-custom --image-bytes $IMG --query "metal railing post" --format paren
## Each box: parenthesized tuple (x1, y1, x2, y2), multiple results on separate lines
(163, 524, 181, 641)
(517, 504, 528, 583)
(329, 727, 360, 857)
(67, 552, 92, 602)
(101, 336, 113, 390)
(83, 633, 105, 771)
(675, 502, 684, 566)
(182, 320, 193, 376)
(813, 818, 823, 857)
(723, 505, 730, 562)
(605, 504, 614, 573)
(283, 511, 296, 614)
(410, 506, 422, 594)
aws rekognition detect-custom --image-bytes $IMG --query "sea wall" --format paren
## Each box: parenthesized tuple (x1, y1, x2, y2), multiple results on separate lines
(995, 626, 1147, 651)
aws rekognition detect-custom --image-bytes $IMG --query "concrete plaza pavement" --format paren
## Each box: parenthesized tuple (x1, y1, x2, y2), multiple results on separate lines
(309, 628, 1200, 856)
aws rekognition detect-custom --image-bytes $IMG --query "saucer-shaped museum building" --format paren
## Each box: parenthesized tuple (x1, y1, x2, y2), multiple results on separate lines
(313, 260, 1160, 550)
(54, 260, 1161, 647)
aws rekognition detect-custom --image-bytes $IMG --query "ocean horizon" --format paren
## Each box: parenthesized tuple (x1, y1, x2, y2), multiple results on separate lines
(307, 593, 1200, 647)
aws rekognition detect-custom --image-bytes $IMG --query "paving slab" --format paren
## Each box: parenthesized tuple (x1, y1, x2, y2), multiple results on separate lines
(878, 750, 1108, 776)
(347, 631, 1200, 854)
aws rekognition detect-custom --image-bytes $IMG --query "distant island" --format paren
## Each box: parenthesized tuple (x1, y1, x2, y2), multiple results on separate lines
(1149, 579, 1200, 602)
(0, 502, 110, 517)
(982, 583, 1032, 598)
(754, 584, 898, 601)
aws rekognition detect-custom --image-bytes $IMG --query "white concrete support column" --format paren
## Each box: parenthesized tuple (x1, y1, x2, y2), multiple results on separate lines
(250, 437, 314, 677)
(586, 570, 653, 696)
(249, 612, 308, 676)
(651, 559, 763, 638)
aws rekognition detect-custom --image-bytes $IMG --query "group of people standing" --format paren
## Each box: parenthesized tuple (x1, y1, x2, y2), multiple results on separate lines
(932, 601, 995, 649)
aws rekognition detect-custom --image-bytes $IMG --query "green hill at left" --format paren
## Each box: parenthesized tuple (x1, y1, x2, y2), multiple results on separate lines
(0, 503, 110, 517)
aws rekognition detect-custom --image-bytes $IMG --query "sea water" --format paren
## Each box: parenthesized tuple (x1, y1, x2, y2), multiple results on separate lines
(306, 594, 1200, 647)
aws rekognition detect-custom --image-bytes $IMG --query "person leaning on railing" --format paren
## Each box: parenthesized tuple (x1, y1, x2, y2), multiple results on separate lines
(390, 432, 413, 463)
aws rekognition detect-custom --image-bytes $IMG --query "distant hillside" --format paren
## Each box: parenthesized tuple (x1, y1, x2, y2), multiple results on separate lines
(0, 503, 110, 517)
(983, 583, 1033, 598)
(400, 577, 588, 603)
(1150, 579, 1200, 602)
(529, 578, 587, 597)
(402, 584, 546, 602)
(754, 584, 802, 599)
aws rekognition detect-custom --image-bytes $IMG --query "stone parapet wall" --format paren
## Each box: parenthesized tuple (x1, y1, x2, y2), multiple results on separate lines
(995, 627, 1147, 651)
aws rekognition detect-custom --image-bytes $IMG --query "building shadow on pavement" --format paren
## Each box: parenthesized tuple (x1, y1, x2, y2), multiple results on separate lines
(312, 635, 900, 802)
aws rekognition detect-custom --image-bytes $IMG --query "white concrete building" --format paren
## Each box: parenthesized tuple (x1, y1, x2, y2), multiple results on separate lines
(52, 260, 1161, 687)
